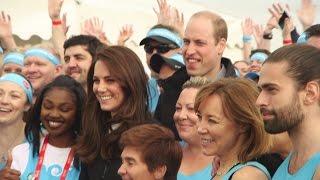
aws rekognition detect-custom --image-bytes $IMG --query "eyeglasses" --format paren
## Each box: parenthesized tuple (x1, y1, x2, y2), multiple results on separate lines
(144, 44, 177, 54)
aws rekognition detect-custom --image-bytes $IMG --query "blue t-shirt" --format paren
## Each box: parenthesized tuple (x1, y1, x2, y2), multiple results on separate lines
(178, 164, 212, 180)
(272, 152, 320, 180)
(223, 161, 271, 180)
(148, 78, 160, 113)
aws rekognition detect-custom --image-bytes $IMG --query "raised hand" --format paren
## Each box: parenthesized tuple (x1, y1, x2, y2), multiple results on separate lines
(171, 6, 184, 35)
(253, 24, 264, 48)
(297, 0, 316, 30)
(81, 17, 111, 45)
(48, 0, 64, 20)
(0, 151, 20, 180)
(241, 18, 254, 36)
(153, 0, 171, 25)
(117, 24, 133, 46)
(283, 18, 294, 41)
(0, 11, 13, 38)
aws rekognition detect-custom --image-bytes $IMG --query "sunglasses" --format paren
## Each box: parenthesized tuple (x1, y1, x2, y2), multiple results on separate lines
(144, 44, 177, 54)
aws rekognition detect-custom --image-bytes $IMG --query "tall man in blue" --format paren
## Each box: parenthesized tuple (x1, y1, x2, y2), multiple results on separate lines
(256, 44, 320, 179)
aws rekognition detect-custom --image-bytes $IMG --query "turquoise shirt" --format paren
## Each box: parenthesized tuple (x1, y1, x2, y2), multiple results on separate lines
(223, 161, 271, 180)
(148, 78, 160, 113)
(272, 152, 320, 180)
(178, 164, 212, 180)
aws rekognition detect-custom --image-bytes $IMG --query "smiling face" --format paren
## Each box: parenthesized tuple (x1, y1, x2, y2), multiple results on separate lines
(256, 62, 304, 134)
(118, 146, 158, 180)
(197, 94, 241, 156)
(92, 60, 125, 113)
(23, 56, 60, 93)
(64, 45, 93, 86)
(183, 16, 226, 78)
(173, 88, 199, 142)
(40, 88, 76, 138)
(0, 81, 28, 125)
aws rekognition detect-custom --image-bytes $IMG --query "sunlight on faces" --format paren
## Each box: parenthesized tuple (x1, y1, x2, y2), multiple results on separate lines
(197, 94, 241, 156)
(0, 82, 29, 125)
(257, 62, 305, 134)
(64, 45, 92, 85)
(173, 88, 199, 142)
(93, 60, 125, 113)
(2, 63, 23, 75)
(40, 88, 77, 138)
(23, 56, 60, 92)
(118, 146, 158, 180)
(183, 16, 226, 78)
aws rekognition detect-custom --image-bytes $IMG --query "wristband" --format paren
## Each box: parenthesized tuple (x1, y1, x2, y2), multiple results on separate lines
(242, 35, 252, 43)
(263, 33, 273, 40)
(283, 39, 292, 45)
(52, 19, 62, 26)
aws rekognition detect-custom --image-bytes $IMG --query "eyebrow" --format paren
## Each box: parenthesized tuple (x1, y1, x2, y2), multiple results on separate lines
(123, 157, 137, 163)
(259, 83, 279, 89)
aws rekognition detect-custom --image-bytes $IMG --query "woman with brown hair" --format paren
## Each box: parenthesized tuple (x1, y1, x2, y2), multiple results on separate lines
(76, 45, 152, 180)
(195, 78, 272, 180)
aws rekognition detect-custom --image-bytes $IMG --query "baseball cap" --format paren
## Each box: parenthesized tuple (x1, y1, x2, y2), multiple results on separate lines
(140, 28, 183, 48)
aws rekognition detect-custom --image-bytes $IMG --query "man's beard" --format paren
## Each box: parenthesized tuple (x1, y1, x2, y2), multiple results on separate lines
(262, 97, 304, 134)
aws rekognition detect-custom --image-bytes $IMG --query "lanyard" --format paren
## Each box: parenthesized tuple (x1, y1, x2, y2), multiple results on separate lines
(33, 135, 74, 180)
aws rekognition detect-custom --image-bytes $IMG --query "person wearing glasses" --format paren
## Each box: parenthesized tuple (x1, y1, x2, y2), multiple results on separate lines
(139, 24, 186, 129)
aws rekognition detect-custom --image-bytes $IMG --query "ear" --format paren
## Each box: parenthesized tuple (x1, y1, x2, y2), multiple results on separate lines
(153, 165, 167, 180)
(303, 81, 320, 106)
(55, 65, 63, 76)
(24, 103, 31, 112)
(217, 38, 226, 55)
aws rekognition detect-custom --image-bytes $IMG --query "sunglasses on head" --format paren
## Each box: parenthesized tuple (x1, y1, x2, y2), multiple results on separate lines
(144, 44, 178, 54)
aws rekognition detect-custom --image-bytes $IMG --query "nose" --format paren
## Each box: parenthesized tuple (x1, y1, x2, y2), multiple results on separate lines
(0, 94, 10, 105)
(97, 81, 107, 93)
(177, 108, 188, 121)
(197, 119, 207, 135)
(256, 91, 268, 107)
(117, 163, 126, 176)
(26, 63, 38, 73)
(183, 43, 196, 57)
(48, 108, 60, 118)
(67, 57, 78, 68)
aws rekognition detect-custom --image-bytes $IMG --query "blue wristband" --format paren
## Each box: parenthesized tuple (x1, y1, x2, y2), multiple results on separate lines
(242, 35, 252, 43)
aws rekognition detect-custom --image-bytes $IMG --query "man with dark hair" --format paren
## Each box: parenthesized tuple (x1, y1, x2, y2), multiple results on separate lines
(118, 124, 182, 180)
(297, 24, 320, 49)
(256, 44, 320, 179)
(63, 35, 103, 91)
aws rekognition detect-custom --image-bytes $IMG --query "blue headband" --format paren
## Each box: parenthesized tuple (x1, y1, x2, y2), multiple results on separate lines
(3, 52, 24, 66)
(24, 48, 60, 66)
(297, 32, 308, 44)
(147, 28, 183, 48)
(250, 52, 268, 63)
(0, 73, 33, 104)
(169, 53, 185, 65)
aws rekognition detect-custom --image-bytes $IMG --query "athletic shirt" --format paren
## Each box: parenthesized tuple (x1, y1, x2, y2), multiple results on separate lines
(11, 139, 80, 180)
(178, 164, 212, 180)
(272, 152, 320, 180)
(223, 161, 271, 180)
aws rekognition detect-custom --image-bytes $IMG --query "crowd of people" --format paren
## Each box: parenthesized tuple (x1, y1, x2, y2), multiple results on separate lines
(0, 0, 319, 179)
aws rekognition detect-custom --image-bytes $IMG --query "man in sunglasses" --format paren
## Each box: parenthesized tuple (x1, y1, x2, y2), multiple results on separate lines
(140, 24, 186, 117)
(153, 11, 237, 140)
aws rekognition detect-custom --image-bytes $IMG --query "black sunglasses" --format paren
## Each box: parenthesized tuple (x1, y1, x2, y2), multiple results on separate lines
(144, 44, 177, 54)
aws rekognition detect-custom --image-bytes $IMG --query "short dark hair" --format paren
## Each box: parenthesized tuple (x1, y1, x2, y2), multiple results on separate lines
(265, 44, 320, 90)
(119, 124, 182, 180)
(63, 35, 103, 59)
(305, 24, 320, 38)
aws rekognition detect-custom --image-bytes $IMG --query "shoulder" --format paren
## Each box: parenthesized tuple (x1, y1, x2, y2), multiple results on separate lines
(12, 142, 30, 156)
(313, 167, 320, 179)
(232, 165, 269, 180)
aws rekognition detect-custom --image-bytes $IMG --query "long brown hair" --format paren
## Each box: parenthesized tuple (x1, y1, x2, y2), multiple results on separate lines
(76, 45, 151, 163)
(194, 78, 271, 162)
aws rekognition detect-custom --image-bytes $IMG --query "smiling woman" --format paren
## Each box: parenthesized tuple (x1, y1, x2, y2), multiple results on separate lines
(3, 75, 86, 179)
(76, 45, 152, 180)
(0, 73, 32, 170)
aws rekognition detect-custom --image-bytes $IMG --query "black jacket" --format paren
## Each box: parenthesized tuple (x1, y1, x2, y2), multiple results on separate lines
(79, 156, 122, 180)
(154, 57, 237, 139)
